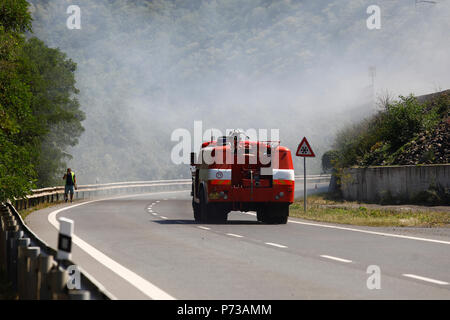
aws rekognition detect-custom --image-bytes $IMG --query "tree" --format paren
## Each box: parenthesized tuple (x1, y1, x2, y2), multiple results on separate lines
(321, 150, 339, 173)
(20, 38, 85, 187)
(0, 0, 84, 203)
(0, 0, 36, 202)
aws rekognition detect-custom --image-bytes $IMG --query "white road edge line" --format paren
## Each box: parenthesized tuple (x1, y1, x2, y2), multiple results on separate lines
(320, 255, 352, 263)
(197, 226, 210, 230)
(47, 190, 187, 300)
(265, 242, 287, 248)
(402, 274, 449, 285)
(226, 233, 243, 238)
(243, 212, 450, 245)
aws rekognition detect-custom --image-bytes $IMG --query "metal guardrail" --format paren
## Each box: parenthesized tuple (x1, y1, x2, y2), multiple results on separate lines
(0, 202, 113, 300)
(2, 175, 330, 300)
(14, 179, 192, 211)
(2, 179, 192, 300)
(294, 174, 331, 180)
(16, 175, 330, 210)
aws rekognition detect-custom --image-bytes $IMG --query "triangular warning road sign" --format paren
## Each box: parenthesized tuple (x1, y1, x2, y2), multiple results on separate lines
(296, 137, 315, 157)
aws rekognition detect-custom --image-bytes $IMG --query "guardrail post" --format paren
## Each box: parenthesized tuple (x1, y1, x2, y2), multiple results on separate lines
(24, 247, 40, 299)
(4, 216, 19, 277)
(38, 255, 55, 300)
(49, 266, 69, 300)
(17, 237, 30, 298)
(68, 289, 90, 300)
(0, 206, 11, 271)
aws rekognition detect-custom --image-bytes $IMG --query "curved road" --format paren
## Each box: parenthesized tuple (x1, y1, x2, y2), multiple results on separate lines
(26, 185, 450, 299)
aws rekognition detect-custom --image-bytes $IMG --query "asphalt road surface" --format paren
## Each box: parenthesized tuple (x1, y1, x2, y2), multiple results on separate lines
(26, 184, 450, 299)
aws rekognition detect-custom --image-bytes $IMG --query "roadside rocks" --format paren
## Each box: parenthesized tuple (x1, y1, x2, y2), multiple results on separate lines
(394, 119, 449, 165)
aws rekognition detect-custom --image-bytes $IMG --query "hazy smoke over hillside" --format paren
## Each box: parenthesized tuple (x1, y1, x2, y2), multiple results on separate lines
(28, 0, 450, 183)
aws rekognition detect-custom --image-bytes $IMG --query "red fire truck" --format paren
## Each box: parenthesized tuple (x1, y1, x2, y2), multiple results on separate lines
(190, 131, 295, 224)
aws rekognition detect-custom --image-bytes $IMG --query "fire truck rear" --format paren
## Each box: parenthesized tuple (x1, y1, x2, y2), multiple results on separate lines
(190, 131, 295, 224)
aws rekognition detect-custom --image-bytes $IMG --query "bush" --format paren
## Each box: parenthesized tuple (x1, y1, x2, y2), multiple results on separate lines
(326, 93, 447, 170)
(321, 150, 339, 173)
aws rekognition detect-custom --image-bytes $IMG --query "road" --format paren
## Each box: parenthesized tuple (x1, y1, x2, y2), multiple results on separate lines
(25, 183, 450, 299)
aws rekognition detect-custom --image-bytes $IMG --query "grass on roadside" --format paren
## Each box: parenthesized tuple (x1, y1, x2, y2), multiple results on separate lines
(290, 193, 450, 227)
(18, 200, 66, 221)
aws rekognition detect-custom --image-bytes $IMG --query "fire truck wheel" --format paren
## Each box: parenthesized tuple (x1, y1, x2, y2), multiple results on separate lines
(199, 189, 209, 222)
(210, 206, 228, 223)
(256, 209, 264, 222)
(272, 204, 289, 224)
(192, 200, 201, 221)
(261, 204, 288, 224)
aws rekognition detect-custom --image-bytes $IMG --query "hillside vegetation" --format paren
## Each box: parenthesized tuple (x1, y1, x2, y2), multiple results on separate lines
(0, 1, 84, 202)
(28, 0, 450, 184)
(322, 91, 450, 171)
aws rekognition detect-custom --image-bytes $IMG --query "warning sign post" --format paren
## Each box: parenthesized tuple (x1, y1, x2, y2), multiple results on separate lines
(296, 137, 315, 211)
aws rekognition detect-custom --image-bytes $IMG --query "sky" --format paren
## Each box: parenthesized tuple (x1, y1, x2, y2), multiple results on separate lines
(28, 0, 450, 182)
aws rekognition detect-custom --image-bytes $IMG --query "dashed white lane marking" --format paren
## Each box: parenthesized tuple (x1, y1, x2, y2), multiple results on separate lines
(163, 198, 168, 201)
(265, 242, 287, 248)
(242, 212, 450, 245)
(156, 201, 160, 203)
(160, 216, 168, 220)
(151, 213, 158, 216)
(320, 255, 353, 263)
(197, 226, 211, 230)
(226, 233, 244, 238)
(47, 191, 188, 300)
(402, 274, 449, 285)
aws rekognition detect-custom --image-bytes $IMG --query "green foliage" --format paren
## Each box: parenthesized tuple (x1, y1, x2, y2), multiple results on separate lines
(378, 95, 439, 151)
(19, 38, 85, 187)
(0, 0, 32, 33)
(0, 1, 84, 202)
(327, 94, 447, 170)
(0, 1, 37, 202)
(321, 150, 339, 173)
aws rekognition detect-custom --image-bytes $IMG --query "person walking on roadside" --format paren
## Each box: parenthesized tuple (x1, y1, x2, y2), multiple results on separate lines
(63, 168, 77, 203)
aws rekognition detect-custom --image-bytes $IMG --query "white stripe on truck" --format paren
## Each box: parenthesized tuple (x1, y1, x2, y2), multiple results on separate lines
(206, 168, 294, 180)
(273, 169, 295, 180)
(207, 169, 232, 180)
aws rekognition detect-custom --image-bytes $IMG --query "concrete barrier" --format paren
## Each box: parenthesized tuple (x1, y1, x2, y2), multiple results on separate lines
(340, 164, 450, 203)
